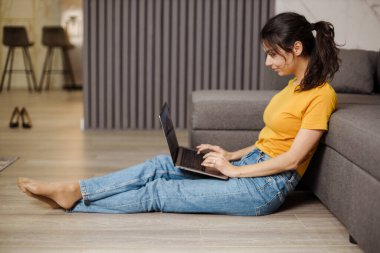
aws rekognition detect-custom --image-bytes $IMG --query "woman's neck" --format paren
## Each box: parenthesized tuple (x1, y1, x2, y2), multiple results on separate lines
(293, 57, 310, 85)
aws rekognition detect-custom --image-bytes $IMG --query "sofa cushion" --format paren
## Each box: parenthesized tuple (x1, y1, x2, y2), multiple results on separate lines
(324, 104, 380, 182)
(337, 93, 380, 105)
(331, 49, 378, 94)
(191, 90, 277, 130)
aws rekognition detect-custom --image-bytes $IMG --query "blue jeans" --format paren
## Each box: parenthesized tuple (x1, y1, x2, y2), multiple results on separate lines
(71, 148, 301, 215)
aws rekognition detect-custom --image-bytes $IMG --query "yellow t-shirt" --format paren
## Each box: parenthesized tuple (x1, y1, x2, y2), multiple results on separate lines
(254, 78, 337, 176)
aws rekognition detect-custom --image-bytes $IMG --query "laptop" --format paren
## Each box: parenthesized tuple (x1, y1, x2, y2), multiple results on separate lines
(159, 102, 228, 180)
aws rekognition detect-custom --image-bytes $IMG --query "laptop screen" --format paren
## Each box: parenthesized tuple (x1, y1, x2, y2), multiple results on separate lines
(159, 103, 179, 160)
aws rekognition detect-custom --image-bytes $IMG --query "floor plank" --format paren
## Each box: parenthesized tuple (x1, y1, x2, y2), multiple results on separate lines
(0, 90, 363, 252)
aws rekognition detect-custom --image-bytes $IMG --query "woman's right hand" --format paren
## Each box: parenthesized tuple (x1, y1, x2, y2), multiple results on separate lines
(196, 144, 233, 161)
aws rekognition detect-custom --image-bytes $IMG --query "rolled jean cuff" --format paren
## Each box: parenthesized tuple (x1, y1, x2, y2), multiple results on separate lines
(79, 179, 91, 206)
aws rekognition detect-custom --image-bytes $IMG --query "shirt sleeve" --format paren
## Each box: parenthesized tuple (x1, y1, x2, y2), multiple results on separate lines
(301, 90, 337, 130)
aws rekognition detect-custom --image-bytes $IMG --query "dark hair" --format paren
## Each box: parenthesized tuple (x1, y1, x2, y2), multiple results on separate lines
(260, 12, 340, 91)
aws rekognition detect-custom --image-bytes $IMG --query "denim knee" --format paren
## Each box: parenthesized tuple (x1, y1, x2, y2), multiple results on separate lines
(152, 155, 173, 167)
(147, 155, 175, 175)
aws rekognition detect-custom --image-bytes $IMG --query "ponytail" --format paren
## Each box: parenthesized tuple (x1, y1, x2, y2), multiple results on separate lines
(302, 21, 340, 91)
(260, 12, 340, 91)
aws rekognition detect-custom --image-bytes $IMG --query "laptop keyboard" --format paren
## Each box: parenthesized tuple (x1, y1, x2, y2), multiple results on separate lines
(180, 149, 205, 171)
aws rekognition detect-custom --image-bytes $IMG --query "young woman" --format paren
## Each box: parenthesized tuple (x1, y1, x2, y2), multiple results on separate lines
(17, 12, 339, 216)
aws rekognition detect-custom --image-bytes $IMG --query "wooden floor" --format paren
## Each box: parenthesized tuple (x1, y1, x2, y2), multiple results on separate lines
(0, 90, 363, 253)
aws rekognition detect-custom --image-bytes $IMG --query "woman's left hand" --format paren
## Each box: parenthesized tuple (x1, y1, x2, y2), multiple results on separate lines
(201, 152, 238, 178)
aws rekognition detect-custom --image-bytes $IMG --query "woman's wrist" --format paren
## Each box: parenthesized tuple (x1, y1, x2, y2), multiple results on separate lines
(227, 151, 242, 161)
(227, 151, 240, 161)
(227, 164, 240, 178)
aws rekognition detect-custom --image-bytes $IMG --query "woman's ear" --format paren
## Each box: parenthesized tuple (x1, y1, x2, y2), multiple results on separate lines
(293, 41, 303, 56)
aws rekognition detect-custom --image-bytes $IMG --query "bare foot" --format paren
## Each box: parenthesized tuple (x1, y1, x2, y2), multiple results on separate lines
(17, 180, 61, 209)
(17, 177, 82, 210)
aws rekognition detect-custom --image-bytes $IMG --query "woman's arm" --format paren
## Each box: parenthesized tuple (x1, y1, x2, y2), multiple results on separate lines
(202, 129, 324, 178)
(197, 144, 256, 161)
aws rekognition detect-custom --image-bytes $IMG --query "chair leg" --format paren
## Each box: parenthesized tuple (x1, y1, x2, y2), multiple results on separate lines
(7, 47, 15, 91)
(46, 48, 55, 91)
(61, 48, 68, 85)
(62, 48, 76, 88)
(22, 47, 33, 92)
(0, 47, 13, 93)
(24, 47, 38, 92)
(39, 47, 52, 91)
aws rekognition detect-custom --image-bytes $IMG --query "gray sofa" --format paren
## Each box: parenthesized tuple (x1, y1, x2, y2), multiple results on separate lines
(188, 49, 380, 253)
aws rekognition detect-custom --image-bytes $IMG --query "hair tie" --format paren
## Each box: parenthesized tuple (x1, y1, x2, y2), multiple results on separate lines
(310, 23, 316, 31)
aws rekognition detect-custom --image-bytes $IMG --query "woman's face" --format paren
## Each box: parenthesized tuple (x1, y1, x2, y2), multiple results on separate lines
(263, 43, 296, 76)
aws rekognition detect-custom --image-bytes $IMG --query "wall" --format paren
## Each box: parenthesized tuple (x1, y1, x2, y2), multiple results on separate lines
(60, 0, 83, 85)
(83, 0, 274, 130)
(275, 0, 380, 51)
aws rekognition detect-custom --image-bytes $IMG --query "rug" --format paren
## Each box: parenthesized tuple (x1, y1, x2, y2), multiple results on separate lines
(0, 157, 19, 173)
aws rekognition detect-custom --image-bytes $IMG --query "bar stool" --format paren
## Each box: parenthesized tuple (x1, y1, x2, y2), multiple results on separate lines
(0, 26, 38, 92)
(39, 26, 77, 91)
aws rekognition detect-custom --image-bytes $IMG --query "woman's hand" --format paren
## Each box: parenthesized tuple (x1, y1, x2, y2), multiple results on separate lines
(201, 151, 238, 178)
(196, 144, 233, 161)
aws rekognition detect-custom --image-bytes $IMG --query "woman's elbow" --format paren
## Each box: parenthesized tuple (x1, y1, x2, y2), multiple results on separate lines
(285, 154, 303, 171)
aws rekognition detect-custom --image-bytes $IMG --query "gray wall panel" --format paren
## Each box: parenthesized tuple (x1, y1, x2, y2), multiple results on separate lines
(194, 0, 202, 91)
(250, 0, 259, 91)
(162, 0, 170, 113)
(84, 0, 274, 129)
(227, 0, 235, 90)
(203, 0, 211, 91)
(146, 0, 154, 129)
(83, 0, 90, 129)
(243, 0, 252, 90)
(210, 0, 218, 90)
(106, 0, 114, 129)
(185, 0, 195, 127)
(153, 0, 162, 129)
(121, 0, 129, 128)
(170, 0, 179, 127)
(91, 1, 100, 128)
(98, 0, 106, 129)
(219, 0, 227, 90)
(234, 0, 243, 90)
(178, 0, 187, 128)
(114, 0, 122, 129)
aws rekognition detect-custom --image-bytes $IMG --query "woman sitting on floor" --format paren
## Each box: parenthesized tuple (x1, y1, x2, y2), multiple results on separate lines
(17, 12, 339, 216)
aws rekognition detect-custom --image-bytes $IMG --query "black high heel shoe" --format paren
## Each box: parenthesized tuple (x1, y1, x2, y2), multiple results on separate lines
(20, 107, 32, 129)
(9, 107, 20, 128)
